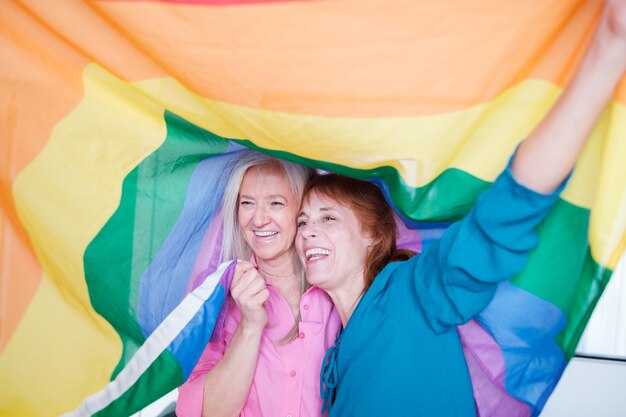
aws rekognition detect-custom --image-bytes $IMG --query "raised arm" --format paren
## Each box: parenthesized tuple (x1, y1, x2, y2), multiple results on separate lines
(511, 0, 626, 193)
(396, 1, 626, 334)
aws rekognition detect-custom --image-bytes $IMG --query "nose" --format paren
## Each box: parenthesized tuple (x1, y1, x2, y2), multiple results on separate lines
(252, 206, 269, 227)
(300, 223, 317, 239)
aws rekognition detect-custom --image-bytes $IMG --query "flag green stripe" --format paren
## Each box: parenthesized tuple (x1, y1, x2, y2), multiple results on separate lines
(84, 111, 229, 377)
(510, 201, 612, 357)
(557, 254, 612, 358)
(92, 352, 183, 417)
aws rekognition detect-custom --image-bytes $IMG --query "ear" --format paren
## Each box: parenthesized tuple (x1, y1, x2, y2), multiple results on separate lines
(364, 233, 375, 249)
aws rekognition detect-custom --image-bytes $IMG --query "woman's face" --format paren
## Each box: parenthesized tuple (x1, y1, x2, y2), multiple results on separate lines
(238, 164, 299, 265)
(295, 191, 371, 292)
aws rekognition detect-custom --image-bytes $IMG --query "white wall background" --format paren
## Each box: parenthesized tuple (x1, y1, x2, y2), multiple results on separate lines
(577, 251, 626, 359)
(541, 250, 626, 417)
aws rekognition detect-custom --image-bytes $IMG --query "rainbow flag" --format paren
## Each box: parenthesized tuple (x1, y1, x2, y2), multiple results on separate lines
(1, 1, 625, 416)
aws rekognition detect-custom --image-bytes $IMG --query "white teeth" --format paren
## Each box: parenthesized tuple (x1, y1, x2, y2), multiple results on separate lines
(305, 248, 331, 260)
(255, 231, 278, 237)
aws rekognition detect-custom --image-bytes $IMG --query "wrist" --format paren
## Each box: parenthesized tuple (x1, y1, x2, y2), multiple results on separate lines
(238, 319, 265, 337)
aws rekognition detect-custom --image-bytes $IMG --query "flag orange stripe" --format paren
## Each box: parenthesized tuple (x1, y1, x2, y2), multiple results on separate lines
(11, 1, 624, 120)
(87, 0, 622, 117)
(1, 1, 87, 176)
(1, 1, 89, 350)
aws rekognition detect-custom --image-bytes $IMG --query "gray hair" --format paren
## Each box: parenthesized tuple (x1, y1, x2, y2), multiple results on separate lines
(220, 150, 314, 295)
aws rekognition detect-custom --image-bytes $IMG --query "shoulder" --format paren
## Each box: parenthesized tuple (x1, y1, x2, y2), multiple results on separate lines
(372, 256, 422, 294)
(359, 256, 430, 328)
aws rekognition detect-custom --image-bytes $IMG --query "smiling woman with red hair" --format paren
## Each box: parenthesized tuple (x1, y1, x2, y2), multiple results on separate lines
(295, 2, 626, 416)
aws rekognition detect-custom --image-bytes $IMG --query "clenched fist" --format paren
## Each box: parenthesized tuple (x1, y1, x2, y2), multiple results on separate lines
(230, 260, 270, 331)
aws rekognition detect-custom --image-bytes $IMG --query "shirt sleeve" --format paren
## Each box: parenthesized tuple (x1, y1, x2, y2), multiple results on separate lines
(400, 161, 568, 334)
(175, 303, 240, 417)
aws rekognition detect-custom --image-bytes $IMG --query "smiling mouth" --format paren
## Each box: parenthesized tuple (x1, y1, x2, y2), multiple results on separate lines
(254, 231, 278, 239)
(305, 248, 331, 261)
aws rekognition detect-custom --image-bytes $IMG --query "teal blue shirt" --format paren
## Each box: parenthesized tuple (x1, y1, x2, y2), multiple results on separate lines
(321, 165, 566, 416)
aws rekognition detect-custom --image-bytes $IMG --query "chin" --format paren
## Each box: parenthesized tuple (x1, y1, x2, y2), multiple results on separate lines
(305, 271, 327, 289)
(256, 245, 292, 263)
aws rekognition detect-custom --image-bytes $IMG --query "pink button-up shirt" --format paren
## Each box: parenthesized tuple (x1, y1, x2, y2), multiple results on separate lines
(176, 284, 341, 417)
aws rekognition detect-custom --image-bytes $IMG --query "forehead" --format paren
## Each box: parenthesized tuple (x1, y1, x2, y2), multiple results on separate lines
(240, 165, 294, 198)
(301, 191, 349, 215)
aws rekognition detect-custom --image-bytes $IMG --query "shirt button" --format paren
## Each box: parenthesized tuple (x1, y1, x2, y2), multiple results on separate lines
(289, 370, 296, 377)
(303, 304, 310, 310)
(299, 332, 305, 339)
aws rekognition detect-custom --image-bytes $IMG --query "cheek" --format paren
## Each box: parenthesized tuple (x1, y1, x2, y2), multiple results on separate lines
(277, 209, 298, 234)
(237, 208, 249, 227)
(295, 234, 305, 257)
(339, 229, 368, 262)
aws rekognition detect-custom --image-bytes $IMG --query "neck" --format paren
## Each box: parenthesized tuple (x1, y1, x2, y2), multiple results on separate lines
(326, 270, 366, 327)
(256, 251, 302, 317)
(256, 252, 298, 288)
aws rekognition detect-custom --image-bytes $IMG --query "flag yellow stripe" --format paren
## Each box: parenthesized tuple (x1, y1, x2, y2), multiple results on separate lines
(130, 70, 625, 269)
(5, 65, 169, 414)
(0, 276, 121, 416)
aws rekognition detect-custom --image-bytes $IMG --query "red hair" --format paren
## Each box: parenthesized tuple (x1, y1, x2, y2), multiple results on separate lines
(303, 174, 414, 291)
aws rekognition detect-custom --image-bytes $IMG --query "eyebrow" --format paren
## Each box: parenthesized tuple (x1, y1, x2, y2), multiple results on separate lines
(239, 194, 287, 200)
(298, 207, 336, 217)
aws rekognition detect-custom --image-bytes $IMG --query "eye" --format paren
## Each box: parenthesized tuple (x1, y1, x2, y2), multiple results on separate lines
(240, 200, 254, 207)
(297, 219, 307, 228)
(322, 215, 336, 222)
(271, 201, 285, 207)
